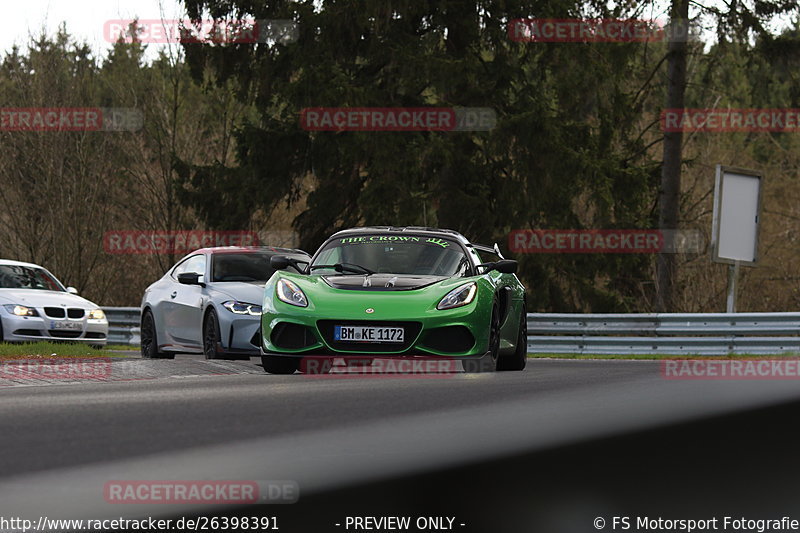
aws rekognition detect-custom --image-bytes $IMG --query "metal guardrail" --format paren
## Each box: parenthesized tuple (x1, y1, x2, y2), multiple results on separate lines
(102, 307, 140, 346)
(102, 308, 800, 355)
(528, 313, 800, 355)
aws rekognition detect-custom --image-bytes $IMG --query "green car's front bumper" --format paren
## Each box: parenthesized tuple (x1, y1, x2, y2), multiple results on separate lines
(261, 274, 495, 359)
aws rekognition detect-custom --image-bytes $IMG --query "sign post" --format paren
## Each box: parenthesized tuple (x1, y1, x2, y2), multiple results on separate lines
(711, 165, 762, 313)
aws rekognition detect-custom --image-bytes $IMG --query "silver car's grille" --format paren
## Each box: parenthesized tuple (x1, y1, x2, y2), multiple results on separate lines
(44, 307, 66, 318)
(43, 307, 84, 319)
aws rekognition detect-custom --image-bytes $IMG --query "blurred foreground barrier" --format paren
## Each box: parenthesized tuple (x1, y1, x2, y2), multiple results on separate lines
(527, 313, 800, 356)
(103, 307, 140, 346)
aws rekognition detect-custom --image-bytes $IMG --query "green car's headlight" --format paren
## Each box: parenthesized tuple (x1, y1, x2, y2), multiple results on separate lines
(3, 304, 39, 317)
(87, 309, 106, 320)
(223, 301, 262, 315)
(276, 279, 308, 307)
(437, 282, 477, 310)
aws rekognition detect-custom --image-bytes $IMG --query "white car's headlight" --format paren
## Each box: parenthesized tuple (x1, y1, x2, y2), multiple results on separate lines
(87, 309, 106, 320)
(223, 301, 262, 315)
(437, 282, 477, 310)
(276, 279, 308, 307)
(3, 304, 39, 317)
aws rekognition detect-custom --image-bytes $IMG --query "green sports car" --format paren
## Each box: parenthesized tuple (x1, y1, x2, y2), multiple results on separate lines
(260, 227, 527, 374)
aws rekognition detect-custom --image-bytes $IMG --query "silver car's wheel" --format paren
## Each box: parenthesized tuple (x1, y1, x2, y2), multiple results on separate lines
(203, 310, 223, 360)
(141, 311, 174, 359)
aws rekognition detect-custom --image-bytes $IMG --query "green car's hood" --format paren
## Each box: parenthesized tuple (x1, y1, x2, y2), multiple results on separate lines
(321, 274, 446, 291)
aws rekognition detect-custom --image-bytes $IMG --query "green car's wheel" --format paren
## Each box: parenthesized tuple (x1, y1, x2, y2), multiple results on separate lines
(141, 310, 174, 359)
(464, 302, 500, 373)
(498, 303, 527, 371)
(262, 354, 301, 374)
(203, 310, 223, 360)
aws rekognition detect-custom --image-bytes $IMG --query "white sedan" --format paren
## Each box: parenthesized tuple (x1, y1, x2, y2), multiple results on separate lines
(0, 259, 109, 347)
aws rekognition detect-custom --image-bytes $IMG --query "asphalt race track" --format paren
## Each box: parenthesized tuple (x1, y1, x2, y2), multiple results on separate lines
(2, 356, 800, 532)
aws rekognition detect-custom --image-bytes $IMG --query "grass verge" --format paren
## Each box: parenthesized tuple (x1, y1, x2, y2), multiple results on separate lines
(0, 342, 126, 360)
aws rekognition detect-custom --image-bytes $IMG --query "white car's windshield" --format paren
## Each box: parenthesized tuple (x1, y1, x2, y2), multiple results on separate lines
(311, 235, 469, 277)
(0, 265, 65, 291)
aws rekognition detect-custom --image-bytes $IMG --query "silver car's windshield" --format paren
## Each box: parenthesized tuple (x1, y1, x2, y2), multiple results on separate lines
(211, 253, 279, 282)
(311, 235, 469, 276)
(0, 265, 66, 291)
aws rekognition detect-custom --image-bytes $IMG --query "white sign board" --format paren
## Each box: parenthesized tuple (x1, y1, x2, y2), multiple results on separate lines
(711, 165, 762, 265)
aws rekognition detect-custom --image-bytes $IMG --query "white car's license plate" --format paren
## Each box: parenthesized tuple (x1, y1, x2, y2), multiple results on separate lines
(50, 321, 82, 331)
(334, 325, 404, 343)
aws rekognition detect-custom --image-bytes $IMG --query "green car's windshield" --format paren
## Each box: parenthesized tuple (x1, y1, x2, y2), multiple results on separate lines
(311, 235, 470, 277)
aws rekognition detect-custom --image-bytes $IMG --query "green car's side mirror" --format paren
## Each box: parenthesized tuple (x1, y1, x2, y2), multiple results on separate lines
(494, 260, 518, 274)
(271, 256, 309, 273)
(271, 256, 292, 270)
(479, 260, 518, 274)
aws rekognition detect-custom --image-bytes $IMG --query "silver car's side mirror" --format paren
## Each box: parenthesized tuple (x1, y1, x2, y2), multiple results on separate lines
(177, 273, 206, 287)
(66, 287, 79, 295)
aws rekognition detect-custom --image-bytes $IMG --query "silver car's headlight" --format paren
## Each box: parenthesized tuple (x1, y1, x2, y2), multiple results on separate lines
(3, 304, 39, 317)
(87, 309, 106, 320)
(437, 282, 477, 310)
(276, 279, 308, 307)
(222, 301, 262, 315)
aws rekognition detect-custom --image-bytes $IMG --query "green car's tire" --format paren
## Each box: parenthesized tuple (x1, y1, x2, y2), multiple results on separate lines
(498, 303, 527, 371)
(262, 354, 300, 374)
(463, 302, 500, 373)
(141, 310, 175, 359)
